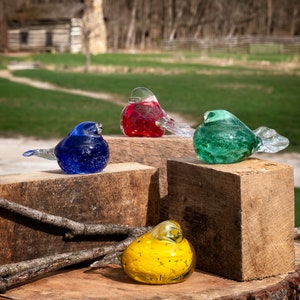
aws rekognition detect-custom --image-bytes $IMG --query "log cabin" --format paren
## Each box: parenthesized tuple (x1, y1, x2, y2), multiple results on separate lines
(1, 0, 106, 54)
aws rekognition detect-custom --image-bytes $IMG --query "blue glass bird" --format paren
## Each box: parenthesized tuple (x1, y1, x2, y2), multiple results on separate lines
(23, 121, 109, 174)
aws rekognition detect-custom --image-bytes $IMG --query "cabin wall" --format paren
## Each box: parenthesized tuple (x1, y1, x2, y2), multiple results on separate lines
(7, 18, 82, 53)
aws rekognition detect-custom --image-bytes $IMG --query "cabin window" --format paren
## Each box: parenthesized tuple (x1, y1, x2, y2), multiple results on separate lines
(20, 31, 28, 45)
(46, 31, 53, 47)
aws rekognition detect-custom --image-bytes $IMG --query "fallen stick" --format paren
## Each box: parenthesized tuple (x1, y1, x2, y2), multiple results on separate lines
(0, 227, 150, 294)
(0, 197, 153, 293)
(0, 197, 129, 238)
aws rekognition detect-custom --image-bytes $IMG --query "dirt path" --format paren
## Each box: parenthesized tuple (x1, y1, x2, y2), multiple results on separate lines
(0, 69, 191, 124)
(0, 70, 126, 106)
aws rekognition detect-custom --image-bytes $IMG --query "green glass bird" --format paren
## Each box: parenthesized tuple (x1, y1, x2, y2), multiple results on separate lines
(193, 109, 289, 164)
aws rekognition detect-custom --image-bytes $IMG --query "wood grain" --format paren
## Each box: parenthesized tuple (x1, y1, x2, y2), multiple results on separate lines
(3, 243, 300, 300)
(166, 157, 295, 281)
(0, 163, 160, 265)
(105, 135, 196, 198)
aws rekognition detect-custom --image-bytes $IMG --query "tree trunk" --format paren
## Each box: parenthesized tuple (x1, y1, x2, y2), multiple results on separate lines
(125, 0, 137, 49)
(84, 33, 91, 73)
(0, 0, 8, 51)
(267, 0, 273, 34)
(290, 4, 298, 35)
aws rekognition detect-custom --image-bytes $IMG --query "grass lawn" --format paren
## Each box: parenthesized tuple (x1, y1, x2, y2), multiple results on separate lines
(10, 68, 300, 152)
(29, 51, 300, 67)
(0, 77, 122, 138)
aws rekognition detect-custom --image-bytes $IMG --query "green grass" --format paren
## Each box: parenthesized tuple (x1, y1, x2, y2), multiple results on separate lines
(10, 68, 300, 152)
(1, 52, 299, 151)
(0, 77, 122, 138)
(29, 52, 300, 66)
(0, 55, 18, 70)
(29, 52, 253, 74)
(183, 51, 300, 63)
(3, 52, 299, 72)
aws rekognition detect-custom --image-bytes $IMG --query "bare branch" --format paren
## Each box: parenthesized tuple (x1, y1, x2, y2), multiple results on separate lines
(0, 247, 109, 293)
(0, 197, 129, 238)
(0, 197, 152, 293)
(0, 227, 151, 293)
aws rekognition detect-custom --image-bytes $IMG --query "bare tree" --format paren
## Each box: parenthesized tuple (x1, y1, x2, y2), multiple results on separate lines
(106, 0, 300, 50)
(267, 0, 273, 34)
(125, 0, 138, 49)
(0, 0, 8, 51)
(2, 0, 300, 52)
(82, 0, 107, 72)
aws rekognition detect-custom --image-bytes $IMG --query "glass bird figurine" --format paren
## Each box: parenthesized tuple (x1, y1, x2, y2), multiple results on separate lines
(193, 109, 289, 164)
(121, 220, 196, 284)
(120, 87, 195, 137)
(23, 121, 109, 174)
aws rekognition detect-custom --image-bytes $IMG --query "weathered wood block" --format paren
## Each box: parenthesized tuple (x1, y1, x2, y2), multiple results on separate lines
(166, 157, 295, 281)
(0, 162, 159, 265)
(105, 136, 195, 198)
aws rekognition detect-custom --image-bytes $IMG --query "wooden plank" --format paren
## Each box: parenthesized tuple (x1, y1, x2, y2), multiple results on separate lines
(3, 243, 300, 300)
(166, 157, 295, 281)
(0, 162, 160, 265)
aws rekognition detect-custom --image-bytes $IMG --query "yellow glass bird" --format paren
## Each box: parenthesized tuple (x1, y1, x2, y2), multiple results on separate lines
(121, 220, 196, 284)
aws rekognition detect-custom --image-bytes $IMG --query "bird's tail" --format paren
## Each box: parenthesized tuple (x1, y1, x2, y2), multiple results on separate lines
(254, 126, 289, 153)
(23, 148, 56, 160)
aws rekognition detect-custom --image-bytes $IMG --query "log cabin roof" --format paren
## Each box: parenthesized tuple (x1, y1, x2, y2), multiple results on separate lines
(6, 2, 84, 22)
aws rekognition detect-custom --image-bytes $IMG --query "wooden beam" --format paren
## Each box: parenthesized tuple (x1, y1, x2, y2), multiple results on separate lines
(0, 162, 159, 265)
(166, 157, 295, 281)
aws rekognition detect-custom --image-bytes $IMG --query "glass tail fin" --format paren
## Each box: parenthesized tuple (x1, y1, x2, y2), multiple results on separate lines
(156, 115, 195, 138)
(23, 148, 56, 160)
(253, 126, 289, 153)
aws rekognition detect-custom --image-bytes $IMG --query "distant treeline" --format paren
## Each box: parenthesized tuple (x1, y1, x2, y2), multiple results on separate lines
(1, 0, 299, 52)
(103, 0, 300, 50)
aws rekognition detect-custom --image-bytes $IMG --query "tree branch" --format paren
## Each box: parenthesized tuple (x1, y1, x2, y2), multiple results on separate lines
(0, 197, 129, 238)
(0, 227, 151, 293)
(0, 197, 152, 293)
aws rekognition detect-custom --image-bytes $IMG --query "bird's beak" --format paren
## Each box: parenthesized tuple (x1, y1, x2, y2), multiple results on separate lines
(168, 228, 183, 243)
(96, 123, 103, 135)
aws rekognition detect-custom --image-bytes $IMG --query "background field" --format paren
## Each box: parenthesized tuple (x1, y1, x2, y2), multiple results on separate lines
(0, 52, 299, 226)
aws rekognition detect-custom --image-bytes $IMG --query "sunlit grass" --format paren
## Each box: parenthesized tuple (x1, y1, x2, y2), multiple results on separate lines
(11, 68, 300, 152)
(0, 77, 122, 138)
